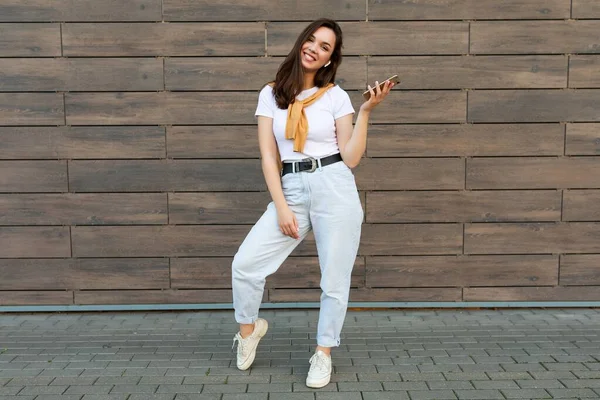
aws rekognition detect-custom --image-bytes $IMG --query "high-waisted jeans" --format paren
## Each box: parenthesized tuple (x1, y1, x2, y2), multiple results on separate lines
(231, 160, 363, 347)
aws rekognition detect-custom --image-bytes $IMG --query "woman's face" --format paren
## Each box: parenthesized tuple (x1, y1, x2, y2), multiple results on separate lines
(300, 26, 336, 71)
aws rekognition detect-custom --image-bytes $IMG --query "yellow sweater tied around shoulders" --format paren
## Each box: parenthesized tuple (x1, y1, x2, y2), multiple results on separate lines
(285, 83, 335, 153)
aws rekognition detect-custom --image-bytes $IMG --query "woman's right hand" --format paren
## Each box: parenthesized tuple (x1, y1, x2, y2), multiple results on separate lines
(277, 206, 300, 239)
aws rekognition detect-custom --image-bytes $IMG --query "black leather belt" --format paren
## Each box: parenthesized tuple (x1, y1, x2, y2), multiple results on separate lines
(281, 153, 343, 177)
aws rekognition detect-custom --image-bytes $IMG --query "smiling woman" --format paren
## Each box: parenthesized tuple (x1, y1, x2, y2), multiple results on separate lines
(230, 18, 394, 389)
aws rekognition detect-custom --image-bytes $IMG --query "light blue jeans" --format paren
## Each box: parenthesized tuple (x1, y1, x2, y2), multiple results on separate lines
(232, 159, 363, 347)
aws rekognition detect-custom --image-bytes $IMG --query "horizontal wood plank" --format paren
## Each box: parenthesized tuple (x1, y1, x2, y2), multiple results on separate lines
(268, 257, 365, 289)
(268, 22, 468, 56)
(464, 286, 600, 301)
(65, 92, 257, 125)
(167, 126, 259, 158)
(63, 23, 264, 56)
(563, 190, 600, 221)
(368, 56, 566, 89)
(0, 161, 67, 193)
(569, 56, 600, 88)
(268, 288, 461, 302)
(0, 58, 163, 91)
(366, 255, 558, 287)
(360, 224, 463, 256)
(469, 90, 600, 123)
(566, 123, 600, 155)
(467, 157, 600, 189)
(75, 289, 235, 304)
(163, 0, 365, 21)
(0, 93, 63, 125)
(367, 124, 564, 157)
(0, 227, 70, 258)
(165, 57, 366, 91)
(0, 193, 167, 225)
(169, 193, 270, 224)
(0, 23, 61, 56)
(572, 0, 600, 18)
(0, 291, 73, 305)
(560, 255, 600, 285)
(465, 222, 600, 254)
(368, 0, 570, 20)
(471, 21, 600, 54)
(69, 160, 264, 192)
(0, 127, 165, 159)
(366, 190, 561, 223)
(355, 158, 464, 190)
(0, 258, 169, 289)
(0, 0, 162, 21)
(71, 226, 254, 257)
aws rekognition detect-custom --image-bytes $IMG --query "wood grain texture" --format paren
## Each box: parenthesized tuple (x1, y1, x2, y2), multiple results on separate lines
(69, 160, 264, 192)
(0, 291, 72, 305)
(71, 226, 254, 257)
(560, 255, 600, 285)
(369, 56, 566, 89)
(169, 193, 270, 224)
(0, 193, 167, 225)
(0, 23, 60, 56)
(352, 91, 466, 123)
(0, 258, 169, 289)
(0, 0, 162, 22)
(464, 286, 600, 301)
(367, 124, 564, 157)
(563, 190, 600, 221)
(65, 92, 257, 125)
(164, 0, 365, 21)
(167, 126, 259, 158)
(469, 90, 600, 122)
(269, 288, 462, 302)
(0, 58, 163, 91)
(569, 56, 600, 88)
(366, 191, 561, 223)
(75, 289, 235, 304)
(465, 223, 600, 254)
(366, 255, 558, 287)
(467, 157, 600, 189)
(268, 22, 468, 56)
(0, 93, 63, 125)
(0, 227, 70, 258)
(63, 23, 265, 56)
(165, 56, 367, 91)
(360, 224, 462, 256)
(354, 158, 464, 190)
(0, 161, 67, 193)
(471, 21, 600, 54)
(566, 124, 600, 155)
(0, 127, 165, 159)
(572, 0, 600, 18)
(368, 0, 570, 20)
(268, 257, 365, 289)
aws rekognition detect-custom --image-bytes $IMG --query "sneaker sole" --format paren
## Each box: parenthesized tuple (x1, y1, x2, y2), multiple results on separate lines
(237, 319, 268, 371)
(306, 376, 331, 388)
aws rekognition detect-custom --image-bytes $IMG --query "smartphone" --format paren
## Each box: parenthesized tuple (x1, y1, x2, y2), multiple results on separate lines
(363, 74, 400, 100)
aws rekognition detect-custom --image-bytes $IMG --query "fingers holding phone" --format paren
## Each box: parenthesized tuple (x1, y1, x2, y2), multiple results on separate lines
(361, 74, 399, 112)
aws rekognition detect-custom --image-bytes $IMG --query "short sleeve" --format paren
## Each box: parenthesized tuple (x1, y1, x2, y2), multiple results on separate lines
(332, 86, 355, 119)
(255, 85, 275, 118)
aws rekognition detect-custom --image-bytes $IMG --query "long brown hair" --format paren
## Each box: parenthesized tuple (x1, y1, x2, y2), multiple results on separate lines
(272, 18, 343, 109)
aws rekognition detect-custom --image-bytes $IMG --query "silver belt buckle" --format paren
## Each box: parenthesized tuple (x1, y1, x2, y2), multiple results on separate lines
(307, 157, 317, 173)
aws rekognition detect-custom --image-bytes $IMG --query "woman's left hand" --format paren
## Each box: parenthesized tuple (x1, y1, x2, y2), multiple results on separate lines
(360, 80, 394, 112)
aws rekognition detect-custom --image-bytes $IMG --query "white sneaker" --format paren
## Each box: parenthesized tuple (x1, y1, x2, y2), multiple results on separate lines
(232, 318, 268, 370)
(306, 350, 332, 388)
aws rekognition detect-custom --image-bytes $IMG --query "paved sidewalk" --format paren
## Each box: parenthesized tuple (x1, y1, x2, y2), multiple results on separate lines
(0, 308, 599, 400)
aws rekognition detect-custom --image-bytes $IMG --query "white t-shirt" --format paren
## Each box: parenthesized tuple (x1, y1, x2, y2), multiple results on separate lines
(255, 84, 355, 162)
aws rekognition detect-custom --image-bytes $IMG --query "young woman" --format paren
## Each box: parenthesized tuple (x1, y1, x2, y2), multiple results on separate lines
(231, 18, 393, 388)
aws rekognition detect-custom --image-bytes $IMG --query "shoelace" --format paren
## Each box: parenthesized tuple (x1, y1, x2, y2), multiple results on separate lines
(309, 352, 329, 372)
(232, 333, 246, 355)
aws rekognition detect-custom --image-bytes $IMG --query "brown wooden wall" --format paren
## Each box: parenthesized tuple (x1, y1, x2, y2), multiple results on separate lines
(1, 0, 600, 307)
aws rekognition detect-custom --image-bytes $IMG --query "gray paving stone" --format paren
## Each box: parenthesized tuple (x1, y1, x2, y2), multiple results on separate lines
(427, 381, 474, 390)
(33, 396, 84, 400)
(201, 384, 248, 393)
(454, 389, 505, 399)
(314, 394, 361, 400)
(81, 396, 129, 400)
(547, 388, 599, 398)
(18, 385, 68, 395)
(110, 384, 158, 393)
(0, 386, 23, 395)
(473, 380, 519, 389)
(65, 385, 113, 395)
(408, 390, 457, 400)
(267, 394, 315, 400)
(129, 396, 175, 400)
(156, 384, 204, 394)
(502, 388, 551, 398)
